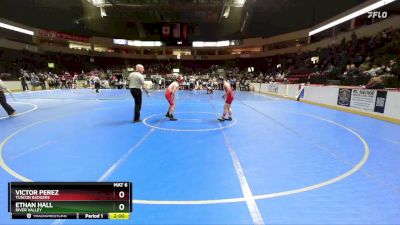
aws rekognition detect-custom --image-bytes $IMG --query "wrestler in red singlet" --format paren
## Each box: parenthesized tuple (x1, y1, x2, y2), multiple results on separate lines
(165, 76, 183, 121)
(218, 80, 234, 121)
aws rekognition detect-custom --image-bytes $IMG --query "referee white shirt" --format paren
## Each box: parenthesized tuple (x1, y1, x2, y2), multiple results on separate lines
(128, 72, 145, 89)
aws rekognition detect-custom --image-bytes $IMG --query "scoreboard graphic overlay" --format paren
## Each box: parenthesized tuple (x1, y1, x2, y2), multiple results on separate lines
(8, 182, 132, 220)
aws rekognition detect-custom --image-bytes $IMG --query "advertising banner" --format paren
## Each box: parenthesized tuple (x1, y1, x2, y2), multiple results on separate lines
(337, 88, 387, 113)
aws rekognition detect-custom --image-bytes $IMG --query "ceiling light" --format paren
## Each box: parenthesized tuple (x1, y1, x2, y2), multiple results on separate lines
(0, 22, 34, 36)
(309, 0, 397, 36)
(234, 0, 246, 7)
(100, 7, 107, 17)
(222, 5, 230, 18)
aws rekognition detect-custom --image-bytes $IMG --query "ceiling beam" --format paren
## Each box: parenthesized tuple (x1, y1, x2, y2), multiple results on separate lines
(104, 0, 146, 38)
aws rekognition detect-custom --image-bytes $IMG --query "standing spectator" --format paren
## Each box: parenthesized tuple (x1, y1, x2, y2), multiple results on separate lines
(30, 73, 40, 91)
(128, 64, 149, 123)
(160, 78, 165, 89)
(189, 77, 195, 91)
(0, 76, 16, 117)
(218, 78, 223, 90)
(230, 77, 237, 91)
(60, 75, 67, 89)
(93, 75, 100, 93)
(19, 69, 29, 91)
(39, 73, 46, 90)
(72, 74, 78, 89)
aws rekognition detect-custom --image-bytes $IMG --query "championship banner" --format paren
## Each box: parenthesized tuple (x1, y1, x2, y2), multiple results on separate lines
(37, 30, 90, 42)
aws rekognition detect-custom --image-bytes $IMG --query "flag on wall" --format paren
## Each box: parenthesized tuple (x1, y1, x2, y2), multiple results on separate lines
(182, 24, 189, 40)
(172, 23, 181, 39)
(162, 24, 170, 39)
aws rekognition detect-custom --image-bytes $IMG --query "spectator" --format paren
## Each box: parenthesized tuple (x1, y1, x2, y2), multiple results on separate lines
(366, 63, 382, 77)
(60, 75, 67, 89)
(387, 59, 399, 79)
(19, 69, 29, 91)
(359, 57, 372, 72)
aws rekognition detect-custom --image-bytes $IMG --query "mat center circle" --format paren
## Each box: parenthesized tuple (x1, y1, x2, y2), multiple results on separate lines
(143, 112, 237, 132)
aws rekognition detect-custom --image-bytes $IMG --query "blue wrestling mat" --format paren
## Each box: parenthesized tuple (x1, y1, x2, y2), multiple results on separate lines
(1, 89, 400, 225)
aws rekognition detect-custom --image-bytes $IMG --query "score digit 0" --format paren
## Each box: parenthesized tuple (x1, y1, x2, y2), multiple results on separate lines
(119, 191, 125, 199)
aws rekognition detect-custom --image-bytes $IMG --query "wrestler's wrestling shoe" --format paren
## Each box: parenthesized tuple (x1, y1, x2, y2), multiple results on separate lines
(218, 116, 232, 121)
(169, 115, 178, 121)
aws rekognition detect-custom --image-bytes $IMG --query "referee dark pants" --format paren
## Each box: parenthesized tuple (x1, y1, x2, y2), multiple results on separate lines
(0, 91, 15, 115)
(130, 88, 142, 121)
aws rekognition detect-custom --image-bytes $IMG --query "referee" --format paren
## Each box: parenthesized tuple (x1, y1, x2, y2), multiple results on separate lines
(128, 64, 149, 123)
(0, 76, 16, 117)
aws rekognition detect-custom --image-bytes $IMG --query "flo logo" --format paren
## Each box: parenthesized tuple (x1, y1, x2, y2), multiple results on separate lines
(367, 11, 388, 19)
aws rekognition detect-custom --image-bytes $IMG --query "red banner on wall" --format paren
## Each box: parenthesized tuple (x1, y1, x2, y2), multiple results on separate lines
(37, 30, 90, 42)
